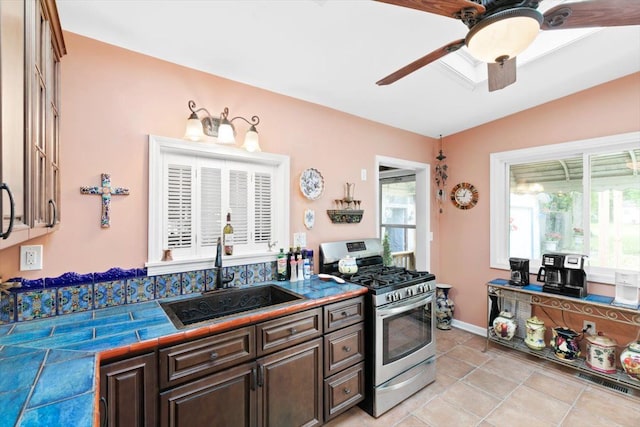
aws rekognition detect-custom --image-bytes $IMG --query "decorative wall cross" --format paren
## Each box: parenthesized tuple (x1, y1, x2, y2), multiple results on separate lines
(80, 173, 130, 228)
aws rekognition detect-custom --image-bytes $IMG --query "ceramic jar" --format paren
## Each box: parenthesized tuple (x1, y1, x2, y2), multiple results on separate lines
(524, 316, 546, 350)
(436, 284, 454, 330)
(338, 255, 358, 275)
(551, 327, 581, 361)
(620, 340, 640, 381)
(492, 310, 517, 340)
(585, 333, 617, 374)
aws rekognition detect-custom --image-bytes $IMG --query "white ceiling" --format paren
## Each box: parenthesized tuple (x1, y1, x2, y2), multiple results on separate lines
(56, 0, 640, 138)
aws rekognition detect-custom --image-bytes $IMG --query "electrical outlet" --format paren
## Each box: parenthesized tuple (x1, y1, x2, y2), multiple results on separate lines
(20, 245, 43, 271)
(583, 320, 596, 335)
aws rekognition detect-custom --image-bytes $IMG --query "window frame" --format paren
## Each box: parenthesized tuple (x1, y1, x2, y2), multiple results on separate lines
(490, 131, 639, 285)
(147, 135, 290, 276)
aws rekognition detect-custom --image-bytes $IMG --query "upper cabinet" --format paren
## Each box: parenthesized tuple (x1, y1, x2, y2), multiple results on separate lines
(0, 0, 65, 250)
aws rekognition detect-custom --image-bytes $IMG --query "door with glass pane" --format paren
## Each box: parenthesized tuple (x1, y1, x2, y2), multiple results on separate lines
(380, 174, 416, 268)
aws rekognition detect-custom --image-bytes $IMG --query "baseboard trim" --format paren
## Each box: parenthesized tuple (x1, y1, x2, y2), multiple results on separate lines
(450, 319, 486, 337)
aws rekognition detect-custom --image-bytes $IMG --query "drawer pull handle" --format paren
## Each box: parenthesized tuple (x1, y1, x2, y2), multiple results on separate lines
(210, 352, 219, 360)
(342, 346, 352, 353)
(343, 388, 351, 395)
(290, 327, 297, 335)
(341, 311, 348, 317)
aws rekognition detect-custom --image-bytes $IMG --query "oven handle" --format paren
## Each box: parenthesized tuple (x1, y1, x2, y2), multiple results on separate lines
(377, 293, 433, 317)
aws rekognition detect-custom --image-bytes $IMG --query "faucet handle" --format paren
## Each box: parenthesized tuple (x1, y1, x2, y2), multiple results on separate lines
(267, 240, 278, 251)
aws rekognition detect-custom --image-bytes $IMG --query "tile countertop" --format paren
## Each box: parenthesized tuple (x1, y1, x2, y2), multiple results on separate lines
(0, 278, 367, 427)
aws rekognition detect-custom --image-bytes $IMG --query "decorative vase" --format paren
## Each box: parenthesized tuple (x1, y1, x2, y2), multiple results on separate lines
(436, 284, 454, 330)
(620, 340, 640, 382)
(524, 316, 546, 350)
(585, 333, 617, 374)
(492, 310, 517, 340)
(550, 327, 581, 361)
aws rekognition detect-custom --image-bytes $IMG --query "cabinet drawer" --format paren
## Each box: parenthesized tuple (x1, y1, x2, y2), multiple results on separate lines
(324, 323, 364, 376)
(257, 308, 322, 356)
(323, 297, 364, 333)
(159, 326, 255, 389)
(324, 362, 365, 421)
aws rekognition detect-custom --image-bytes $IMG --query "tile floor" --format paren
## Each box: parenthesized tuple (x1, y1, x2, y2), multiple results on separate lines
(326, 327, 640, 427)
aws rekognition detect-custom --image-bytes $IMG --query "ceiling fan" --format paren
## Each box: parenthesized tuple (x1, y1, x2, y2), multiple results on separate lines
(376, 0, 640, 91)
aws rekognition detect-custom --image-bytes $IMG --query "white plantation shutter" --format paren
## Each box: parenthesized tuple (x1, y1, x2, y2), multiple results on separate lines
(254, 172, 272, 243)
(229, 169, 249, 245)
(166, 164, 193, 249)
(200, 166, 222, 247)
(148, 136, 289, 273)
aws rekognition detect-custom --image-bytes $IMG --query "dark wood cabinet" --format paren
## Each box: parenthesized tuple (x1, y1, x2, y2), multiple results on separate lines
(100, 295, 364, 426)
(100, 352, 157, 427)
(322, 297, 365, 422)
(159, 361, 257, 427)
(257, 338, 323, 427)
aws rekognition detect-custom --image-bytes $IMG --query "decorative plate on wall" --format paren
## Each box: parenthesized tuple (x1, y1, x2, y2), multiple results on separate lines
(300, 168, 324, 200)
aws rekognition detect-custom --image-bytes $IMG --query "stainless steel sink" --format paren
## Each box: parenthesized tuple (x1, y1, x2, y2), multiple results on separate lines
(160, 284, 306, 329)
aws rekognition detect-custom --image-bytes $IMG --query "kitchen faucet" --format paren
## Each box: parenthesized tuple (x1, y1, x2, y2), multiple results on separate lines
(215, 237, 234, 290)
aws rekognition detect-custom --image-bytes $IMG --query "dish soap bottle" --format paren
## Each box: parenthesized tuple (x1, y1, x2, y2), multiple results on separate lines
(223, 212, 234, 255)
(277, 248, 287, 281)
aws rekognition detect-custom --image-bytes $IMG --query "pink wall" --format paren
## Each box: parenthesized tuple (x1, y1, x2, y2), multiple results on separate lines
(0, 32, 436, 279)
(439, 72, 640, 328)
(0, 32, 638, 331)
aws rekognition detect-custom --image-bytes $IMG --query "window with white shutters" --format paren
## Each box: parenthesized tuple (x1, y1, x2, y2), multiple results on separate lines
(147, 135, 290, 275)
(166, 164, 193, 250)
(255, 172, 272, 243)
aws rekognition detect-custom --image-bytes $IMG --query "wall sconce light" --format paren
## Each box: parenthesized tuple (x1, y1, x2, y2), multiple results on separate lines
(184, 100, 262, 152)
(434, 134, 448, 213)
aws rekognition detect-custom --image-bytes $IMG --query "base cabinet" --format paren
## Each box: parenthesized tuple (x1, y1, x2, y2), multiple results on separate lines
(160, 362, 256, 427)
(258, 338, 323, 427)
(101, 296, 365, 426)
(100, 352, 157, 427)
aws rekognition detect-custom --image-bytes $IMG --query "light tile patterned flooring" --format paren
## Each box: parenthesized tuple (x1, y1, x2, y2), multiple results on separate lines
(326, 328, 640, 427)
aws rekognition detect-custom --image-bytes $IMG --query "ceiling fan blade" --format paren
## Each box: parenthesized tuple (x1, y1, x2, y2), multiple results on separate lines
(376, 39, 465, 86)
(542, 0, 640, 30)
(375, 0, 484, 19)
(488, 57, 516, 92)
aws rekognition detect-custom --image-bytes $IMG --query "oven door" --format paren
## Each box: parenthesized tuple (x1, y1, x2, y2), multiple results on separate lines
(374, 291, 435, 385)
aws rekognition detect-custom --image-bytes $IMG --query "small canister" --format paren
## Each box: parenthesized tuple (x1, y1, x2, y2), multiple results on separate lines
(492, 310, 517, 340)
(585, 332, 617, 374)
(524, 316, 546, 350)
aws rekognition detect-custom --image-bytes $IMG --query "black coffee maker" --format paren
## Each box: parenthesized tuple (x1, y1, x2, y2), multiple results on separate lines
(509, 257, 530, 286)
(537, 253, 587, 298)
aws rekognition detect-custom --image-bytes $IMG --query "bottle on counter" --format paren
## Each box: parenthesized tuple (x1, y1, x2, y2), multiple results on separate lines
(302, 249, 311, 280)
(277, 248, 287, 281)
(286, 247, 293, 279)
(223, 212, 234, 255)
(290, 254, 298, 281)
(296, 254, 304, 281)
(307, 249, 314, 275)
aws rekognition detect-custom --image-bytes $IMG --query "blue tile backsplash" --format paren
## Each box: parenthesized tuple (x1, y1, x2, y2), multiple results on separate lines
(1, 261, 276, 325)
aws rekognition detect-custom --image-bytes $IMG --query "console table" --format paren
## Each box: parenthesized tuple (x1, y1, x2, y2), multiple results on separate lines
(485, 279, 640, 393)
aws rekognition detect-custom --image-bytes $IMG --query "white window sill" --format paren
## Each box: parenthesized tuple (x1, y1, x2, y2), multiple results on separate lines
(146, 252, 278, 276)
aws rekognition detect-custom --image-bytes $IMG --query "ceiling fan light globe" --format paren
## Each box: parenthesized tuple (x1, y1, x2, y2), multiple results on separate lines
(465, 8, 543, 63)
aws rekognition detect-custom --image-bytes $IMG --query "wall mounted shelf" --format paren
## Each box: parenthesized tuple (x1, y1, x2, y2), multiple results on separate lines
(327, 210, 364, 224)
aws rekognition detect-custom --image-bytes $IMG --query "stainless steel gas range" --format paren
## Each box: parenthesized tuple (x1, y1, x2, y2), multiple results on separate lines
(319, 238, 437, 417)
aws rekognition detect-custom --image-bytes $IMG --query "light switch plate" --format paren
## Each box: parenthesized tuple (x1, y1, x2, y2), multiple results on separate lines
(20, 245, 43, 271)
(293, 232, 307, 248)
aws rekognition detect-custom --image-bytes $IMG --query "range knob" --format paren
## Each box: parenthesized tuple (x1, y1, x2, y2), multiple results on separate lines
(386, 293, 394, 302)
(417, 284, 424, 293)
(406, 288, 414, 297)
(394, 292, 401, 301)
